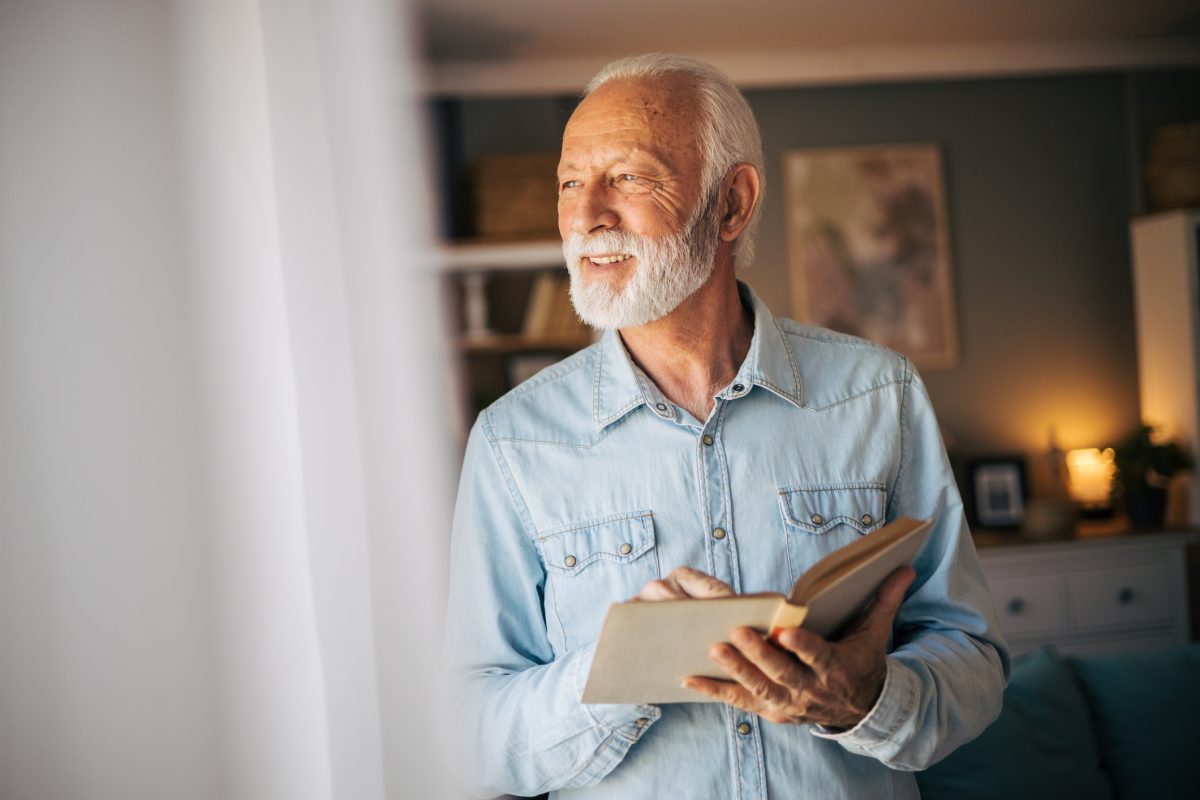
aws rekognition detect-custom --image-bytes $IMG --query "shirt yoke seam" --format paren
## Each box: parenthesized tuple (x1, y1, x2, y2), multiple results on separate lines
(492, 409, 638, 448)
(804, 378, 907, 412)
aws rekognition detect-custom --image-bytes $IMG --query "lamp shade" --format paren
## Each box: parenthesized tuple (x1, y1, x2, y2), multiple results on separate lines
(1066, 448, 1115, 507)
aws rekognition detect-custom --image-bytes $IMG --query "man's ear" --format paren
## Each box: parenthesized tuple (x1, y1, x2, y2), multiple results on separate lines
(718, 163, 761, 243)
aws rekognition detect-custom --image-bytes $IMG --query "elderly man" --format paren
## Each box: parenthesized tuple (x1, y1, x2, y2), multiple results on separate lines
(444, 54, 1008, 799)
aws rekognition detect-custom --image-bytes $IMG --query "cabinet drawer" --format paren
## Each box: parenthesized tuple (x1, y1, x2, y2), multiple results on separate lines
(987, 574, 1066, 635)
(1070, 562, 1171, 629)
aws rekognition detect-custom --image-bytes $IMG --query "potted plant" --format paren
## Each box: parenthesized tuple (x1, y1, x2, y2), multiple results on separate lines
(1111, 424, 1193, 527)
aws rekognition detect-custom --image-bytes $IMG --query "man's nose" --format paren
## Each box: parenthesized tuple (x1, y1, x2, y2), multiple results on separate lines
(569, 182, 619, 236)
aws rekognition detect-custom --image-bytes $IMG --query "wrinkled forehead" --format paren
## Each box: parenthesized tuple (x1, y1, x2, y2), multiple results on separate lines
(560, 76, 704, 174)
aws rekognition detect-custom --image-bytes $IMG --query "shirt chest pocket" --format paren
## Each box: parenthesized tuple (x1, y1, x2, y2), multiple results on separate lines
(778, 483, 887, 581)
(536, 510, 659, 651)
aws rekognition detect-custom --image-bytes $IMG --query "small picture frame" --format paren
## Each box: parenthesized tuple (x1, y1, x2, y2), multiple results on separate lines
(969, 460, 1026, 528)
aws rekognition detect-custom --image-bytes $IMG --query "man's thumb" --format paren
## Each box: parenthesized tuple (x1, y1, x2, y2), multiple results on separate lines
(865, 564, 916, 633)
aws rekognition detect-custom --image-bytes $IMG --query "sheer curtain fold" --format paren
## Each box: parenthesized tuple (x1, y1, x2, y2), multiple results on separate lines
(182, 0, 454, 797)
(1, 1, 452, 797)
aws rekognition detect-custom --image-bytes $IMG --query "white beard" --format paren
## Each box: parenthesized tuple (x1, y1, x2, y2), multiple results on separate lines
(563, 191, 721, 330)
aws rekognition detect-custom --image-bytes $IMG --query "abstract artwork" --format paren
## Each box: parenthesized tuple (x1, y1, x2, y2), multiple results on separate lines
(784, 143, 958, 369)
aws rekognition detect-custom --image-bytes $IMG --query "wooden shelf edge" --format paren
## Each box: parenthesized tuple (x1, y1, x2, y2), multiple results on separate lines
(440, 239, 565, 272)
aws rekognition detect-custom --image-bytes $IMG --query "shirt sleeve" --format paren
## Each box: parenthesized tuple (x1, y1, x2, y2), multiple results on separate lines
(812, 359, 1011, 770)
(441, 413, 660, 798)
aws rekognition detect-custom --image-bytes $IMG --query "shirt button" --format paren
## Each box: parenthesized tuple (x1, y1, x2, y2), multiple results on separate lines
(737, 722, 751, 736)
(564, 555, 577, 568)
(713, 527, 726, 540)
(702, 434, 714, 446)
(732, 383, 745, 394)
(861, 513, 874, 526)
(811, 513, 824, 525)
(636, 717, 650, 728)
(655, 402, 668, 412)
(619, 543, 632, 555)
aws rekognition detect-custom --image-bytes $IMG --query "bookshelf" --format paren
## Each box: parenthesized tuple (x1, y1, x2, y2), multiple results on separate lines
(441, 238, 597, 429)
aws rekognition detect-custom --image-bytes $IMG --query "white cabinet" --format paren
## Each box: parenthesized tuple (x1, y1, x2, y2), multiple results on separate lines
(977, 532, 1197, 657)
(1131, 209, 1200, 526)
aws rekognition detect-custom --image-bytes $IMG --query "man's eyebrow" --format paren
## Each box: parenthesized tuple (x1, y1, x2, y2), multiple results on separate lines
(557, 153, 669, 175)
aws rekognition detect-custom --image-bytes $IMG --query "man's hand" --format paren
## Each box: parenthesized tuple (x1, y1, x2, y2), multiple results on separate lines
(682, 565, 917, 731)
(633, 566, 736, 601)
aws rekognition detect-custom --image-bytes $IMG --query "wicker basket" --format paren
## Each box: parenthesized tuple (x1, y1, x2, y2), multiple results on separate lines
(1146, 122, 1200, 211)
(471, 152, 561, 238)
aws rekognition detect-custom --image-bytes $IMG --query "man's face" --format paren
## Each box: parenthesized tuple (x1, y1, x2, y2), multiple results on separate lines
(557, 77, 720, 329)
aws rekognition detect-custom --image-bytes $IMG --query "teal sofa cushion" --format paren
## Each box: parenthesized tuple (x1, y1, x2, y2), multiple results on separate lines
(916, 647, 1111, 800)
(1070, 644, 1200, 800)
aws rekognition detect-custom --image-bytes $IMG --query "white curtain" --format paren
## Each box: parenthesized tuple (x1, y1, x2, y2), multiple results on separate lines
(0, 1, 457, 798)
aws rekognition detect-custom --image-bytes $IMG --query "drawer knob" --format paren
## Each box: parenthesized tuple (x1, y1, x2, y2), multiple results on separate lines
(1117, 587, 1135, 605)
(1007, 597, 1025, 615)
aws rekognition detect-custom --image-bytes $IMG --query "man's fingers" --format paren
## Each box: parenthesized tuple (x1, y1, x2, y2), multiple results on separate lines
(672, 566, 735, 599)
(709, 641, 784, 704)
(632, 567, 736, 602)
(730, 627, 809, 688)
(681, 675, 752, 708)
(777, 627, 836, 677)
(632, 578, 686, 601)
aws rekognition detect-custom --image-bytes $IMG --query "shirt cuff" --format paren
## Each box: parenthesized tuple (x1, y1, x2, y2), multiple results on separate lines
(809, 656, 919, 750)
(573, 643, 662, 741)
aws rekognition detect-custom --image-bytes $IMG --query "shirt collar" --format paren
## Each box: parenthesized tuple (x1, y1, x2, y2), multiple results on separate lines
(591, 281, 804, 430)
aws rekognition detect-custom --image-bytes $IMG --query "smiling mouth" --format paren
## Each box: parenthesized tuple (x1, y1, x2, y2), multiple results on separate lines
(586, 253, 633, 266)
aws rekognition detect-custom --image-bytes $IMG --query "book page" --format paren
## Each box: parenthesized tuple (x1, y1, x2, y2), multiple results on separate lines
(790, 517, 931, 638)
(582, 595, 784, 704)
(788, 517, 928, 605)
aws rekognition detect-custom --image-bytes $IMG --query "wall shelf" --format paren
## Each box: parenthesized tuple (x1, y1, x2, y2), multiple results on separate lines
(439, 239, 564, 272)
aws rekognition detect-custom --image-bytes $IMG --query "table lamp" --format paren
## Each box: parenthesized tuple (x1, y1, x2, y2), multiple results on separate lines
(1066, 447, 1116, 515)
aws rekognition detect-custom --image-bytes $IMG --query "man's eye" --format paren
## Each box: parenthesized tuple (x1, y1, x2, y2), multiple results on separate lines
(560, 179, 580, 191)
(615, 174, 652, 193)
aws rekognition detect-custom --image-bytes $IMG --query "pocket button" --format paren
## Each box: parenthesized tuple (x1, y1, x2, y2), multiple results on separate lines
(862, 513, 874, 526)
(564, 555, 577, 568)
(619, 543, 632, 555)
(810, 513, 824, 525)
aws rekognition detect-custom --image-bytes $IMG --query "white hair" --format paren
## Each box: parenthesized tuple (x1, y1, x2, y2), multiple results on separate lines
(584, 53, 765, 268)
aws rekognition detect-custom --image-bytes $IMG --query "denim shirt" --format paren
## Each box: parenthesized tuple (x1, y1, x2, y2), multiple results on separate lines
(444, 283, 1009, 799)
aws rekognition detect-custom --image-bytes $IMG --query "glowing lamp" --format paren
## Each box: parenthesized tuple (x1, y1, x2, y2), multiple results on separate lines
(1066, 448, 1116, 509)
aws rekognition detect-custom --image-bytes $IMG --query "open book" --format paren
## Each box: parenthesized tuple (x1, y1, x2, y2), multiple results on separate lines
(582, 516, 932, 704)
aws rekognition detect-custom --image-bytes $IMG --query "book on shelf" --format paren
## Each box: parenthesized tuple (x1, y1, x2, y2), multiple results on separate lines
(551, 276, 582, 337)
(521, 272, 560, 337)
(523, 272, 589, 340)
(581, 516, 932, 704)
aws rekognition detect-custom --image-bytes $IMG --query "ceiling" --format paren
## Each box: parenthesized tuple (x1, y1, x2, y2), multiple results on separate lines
(415, 0, 1200, 95)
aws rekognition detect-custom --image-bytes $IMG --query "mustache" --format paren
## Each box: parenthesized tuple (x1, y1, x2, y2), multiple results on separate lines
(562, 230, 646, 263)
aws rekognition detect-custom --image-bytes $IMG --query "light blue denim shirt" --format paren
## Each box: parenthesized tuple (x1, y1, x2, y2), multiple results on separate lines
(444, 282, 1009, 799)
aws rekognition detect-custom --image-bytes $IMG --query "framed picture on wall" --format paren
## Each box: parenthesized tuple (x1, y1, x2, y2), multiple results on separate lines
(783, 143, 959, 369)
(969, 459, 1027, 528)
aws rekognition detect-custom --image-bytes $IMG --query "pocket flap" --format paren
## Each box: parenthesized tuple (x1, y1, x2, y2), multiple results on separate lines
(778, 484, 886, 535)
(538, 511, 655, 575)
